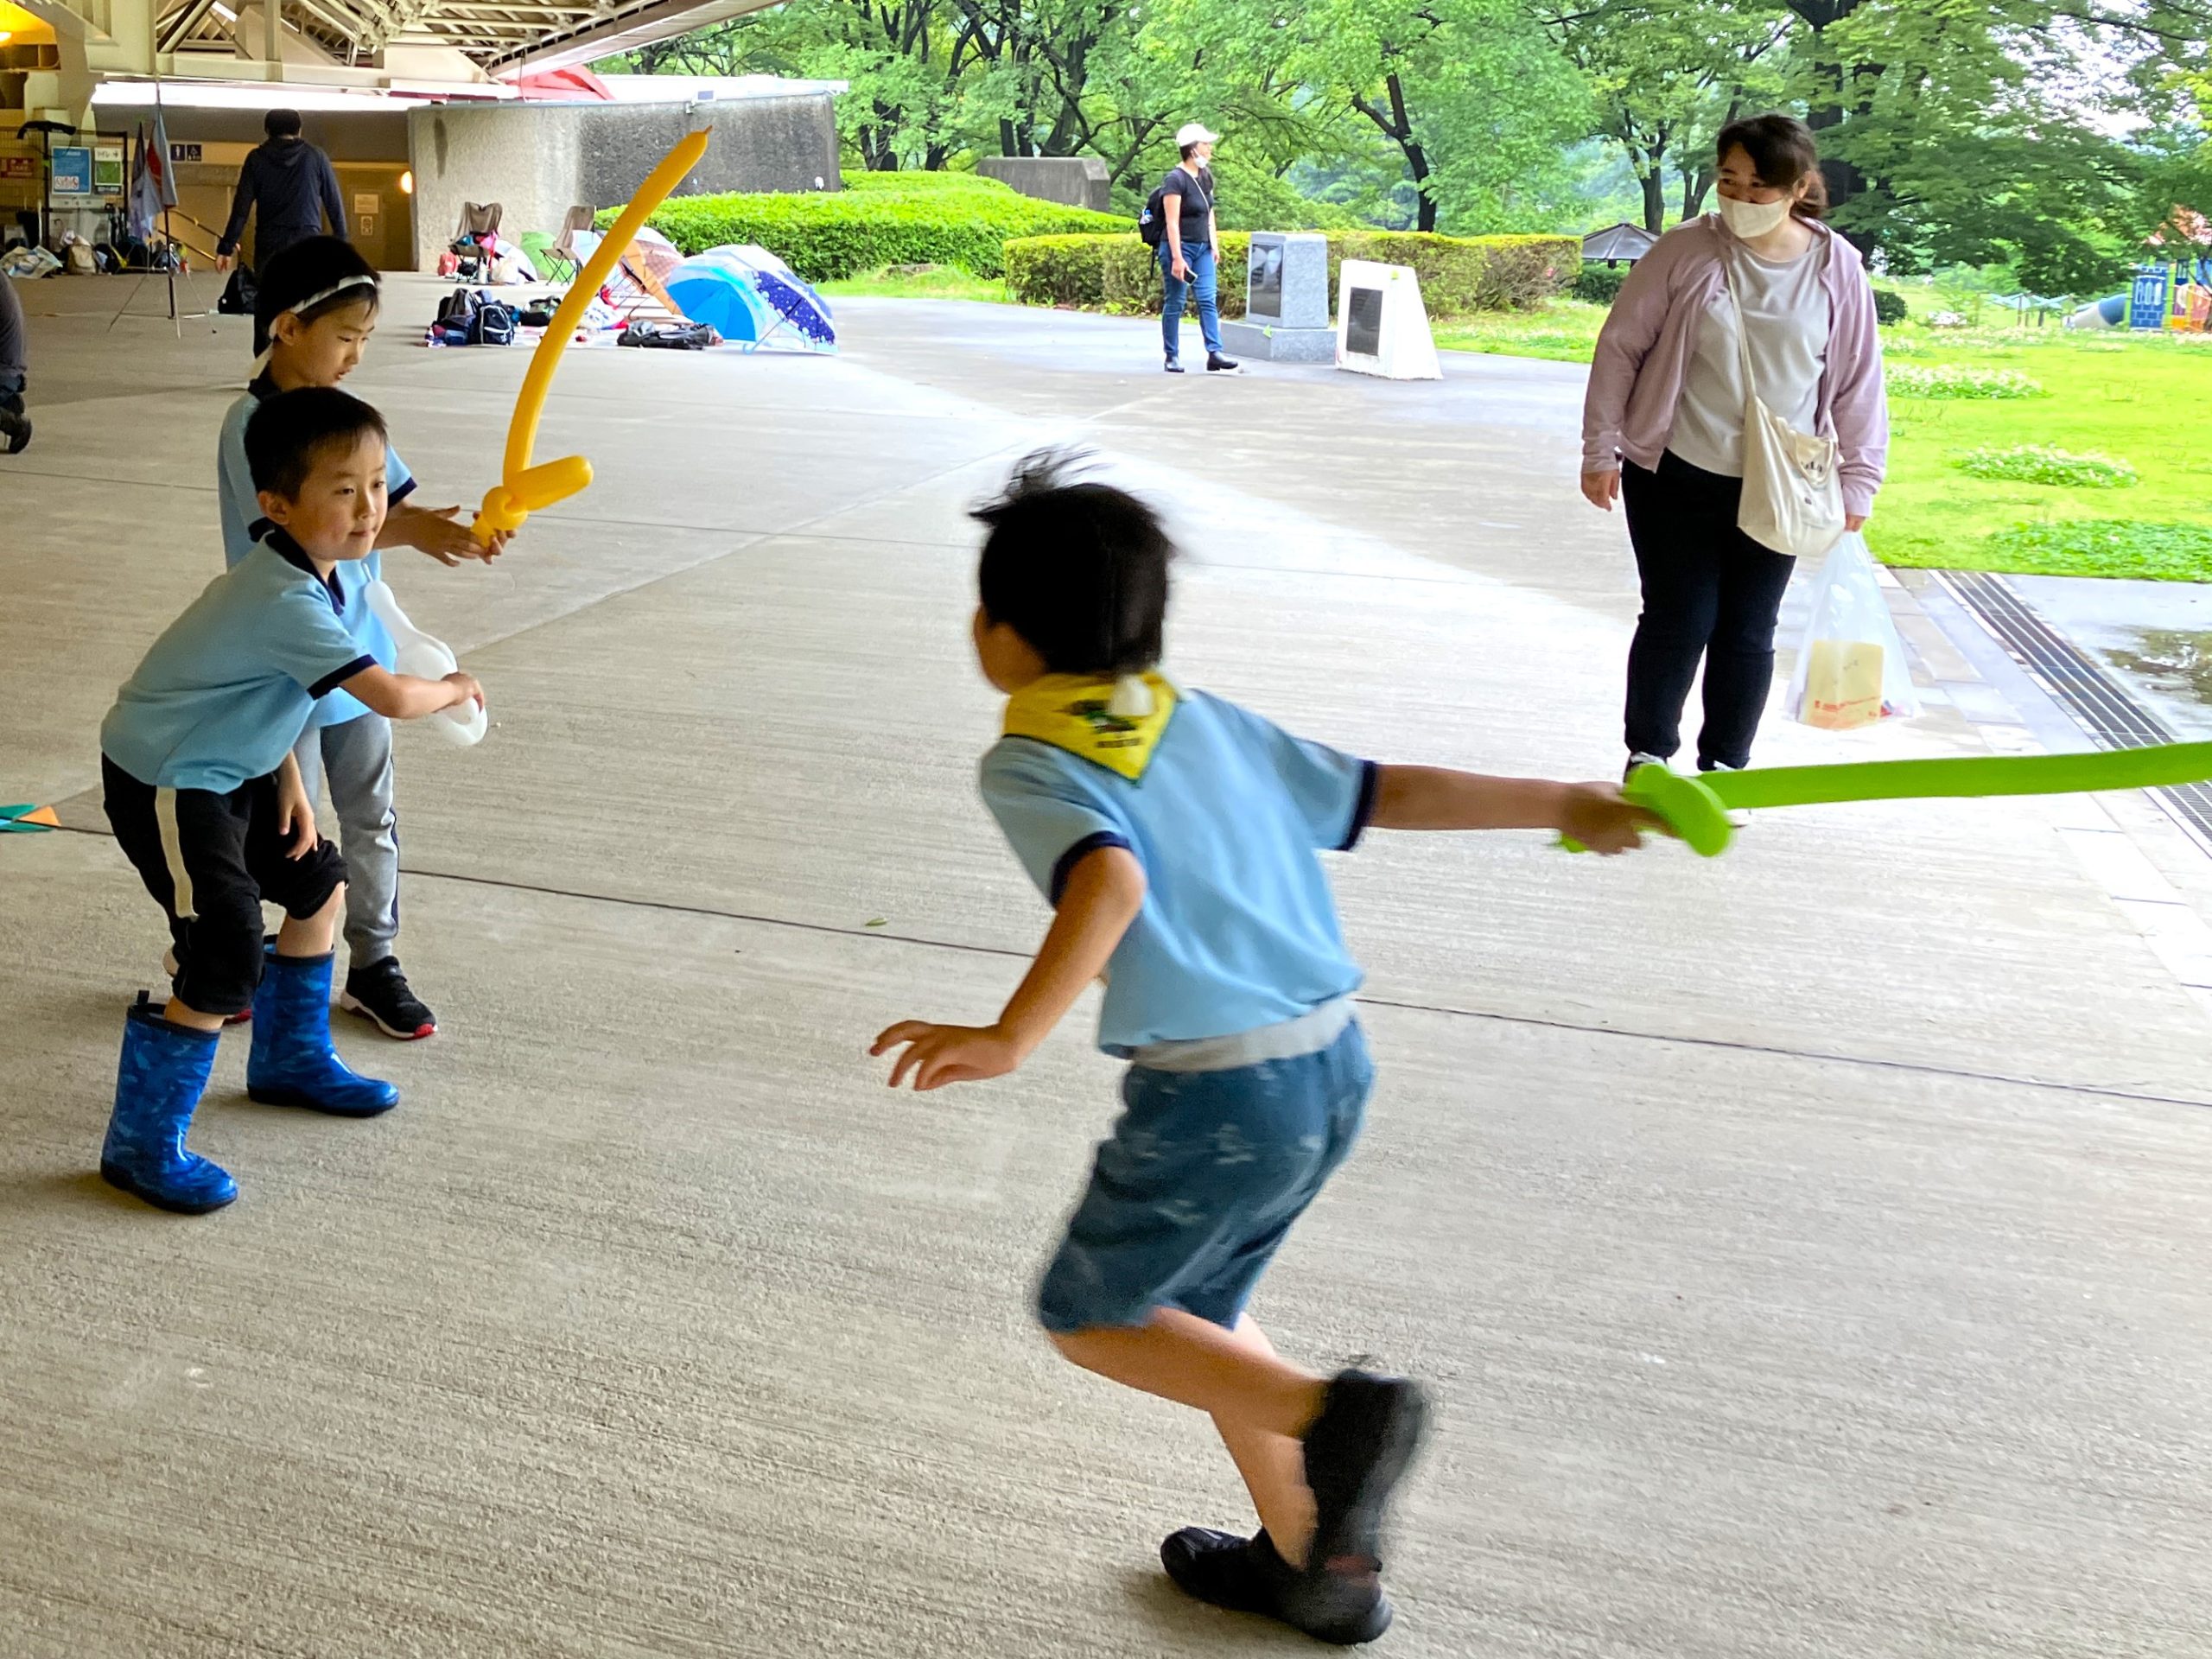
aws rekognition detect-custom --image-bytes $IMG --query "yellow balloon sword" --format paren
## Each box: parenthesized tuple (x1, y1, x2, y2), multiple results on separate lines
(470, 129, 712, 543)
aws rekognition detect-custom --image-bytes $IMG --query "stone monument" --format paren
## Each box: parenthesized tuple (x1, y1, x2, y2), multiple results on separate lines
(1219, 232, 1335, 364)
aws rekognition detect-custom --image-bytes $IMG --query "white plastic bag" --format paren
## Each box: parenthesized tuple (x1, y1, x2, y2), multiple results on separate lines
(1785, 531, 1921, 730)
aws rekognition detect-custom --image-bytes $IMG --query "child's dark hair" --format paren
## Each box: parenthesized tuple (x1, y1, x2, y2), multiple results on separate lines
(973, 450, 1172, 677)
(252, 234, 380, 359)
(245, 387, 386, 500)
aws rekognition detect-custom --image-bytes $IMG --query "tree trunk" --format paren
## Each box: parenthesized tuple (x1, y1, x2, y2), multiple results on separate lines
(1385, 73, 1438, 233)
(1640, 167, 1668, 234)
(1789, 1, 1878, 255)
(1682, 162, 1714, 219)
(1001, 118, 1020, 157)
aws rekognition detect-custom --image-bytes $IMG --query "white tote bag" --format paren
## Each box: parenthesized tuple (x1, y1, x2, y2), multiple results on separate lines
(1725, 255, 1846, 559)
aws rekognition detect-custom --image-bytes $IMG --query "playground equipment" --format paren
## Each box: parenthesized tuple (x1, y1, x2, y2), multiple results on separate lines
(2067, 257, 2212, 331)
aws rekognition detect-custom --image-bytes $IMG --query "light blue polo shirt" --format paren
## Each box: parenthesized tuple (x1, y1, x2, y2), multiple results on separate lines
(218, 378, 414, 728)
(981, 688, 1376, 1055)
(102, 535, 375, 794)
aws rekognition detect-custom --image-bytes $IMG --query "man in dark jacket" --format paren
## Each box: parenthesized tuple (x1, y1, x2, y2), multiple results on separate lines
(214, 109, 346, 276)
(0, 270, 29, 454)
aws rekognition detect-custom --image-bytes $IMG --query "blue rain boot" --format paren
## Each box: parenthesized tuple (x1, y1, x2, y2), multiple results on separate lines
(246, 947, 400, 1116)
(101, 995, 238, 1215)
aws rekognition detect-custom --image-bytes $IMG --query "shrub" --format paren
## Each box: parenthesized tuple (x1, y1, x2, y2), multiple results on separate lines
(1872, 288, 1909, 326)
(1003, 234, 1113, 308)
(1977, 520, 2212, 582)
(1954, 444, 2139, 489)
(1002, 230, 1577, 319)
(1885, 364, 2044, 399)
(603, 173, 1127, 282)
(1573, 264, 1629, 305)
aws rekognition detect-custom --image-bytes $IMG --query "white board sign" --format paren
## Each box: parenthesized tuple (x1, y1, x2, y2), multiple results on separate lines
(1335, 260, 1440, 380)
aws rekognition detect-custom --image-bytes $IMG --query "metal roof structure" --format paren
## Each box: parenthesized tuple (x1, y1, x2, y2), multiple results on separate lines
(30, 0, 775, 92)
(153, 0, 770, 74)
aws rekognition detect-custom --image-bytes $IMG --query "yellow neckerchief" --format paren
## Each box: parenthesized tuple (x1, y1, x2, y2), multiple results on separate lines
(1001, 672, 1178, 782)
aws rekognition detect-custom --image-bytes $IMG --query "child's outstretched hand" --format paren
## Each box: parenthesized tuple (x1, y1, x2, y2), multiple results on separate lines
(403, 504, 503, 566)
(871, 1021, 1025, 1091)
(1556, 783, 1661, 855)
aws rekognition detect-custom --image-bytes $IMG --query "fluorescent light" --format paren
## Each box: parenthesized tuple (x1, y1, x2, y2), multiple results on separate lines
(210, 1, 236, 18)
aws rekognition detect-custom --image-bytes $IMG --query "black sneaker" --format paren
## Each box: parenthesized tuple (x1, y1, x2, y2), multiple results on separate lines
(1163, 1527, 1391, 1645)
(340, 957, 436, 1039)
(1206, 353, 1242, 373)
(0, 405, 29, 455)
(1290, 1370, 1427, 1637)
(1165, 356, 1185, 374)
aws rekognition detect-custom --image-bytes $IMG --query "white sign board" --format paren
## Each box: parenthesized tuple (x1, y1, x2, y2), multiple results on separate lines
(1335, 260, 1440, 380)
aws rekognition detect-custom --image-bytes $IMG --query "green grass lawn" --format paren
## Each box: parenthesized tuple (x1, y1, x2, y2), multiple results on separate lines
(817, 265, 1010, 302)
(1437, 303, 2212, 579)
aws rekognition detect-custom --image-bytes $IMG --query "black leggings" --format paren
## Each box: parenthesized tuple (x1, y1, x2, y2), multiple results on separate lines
(1621, 452, 1796, 771)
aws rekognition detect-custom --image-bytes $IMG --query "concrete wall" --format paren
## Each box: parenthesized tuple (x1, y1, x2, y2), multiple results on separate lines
(976, 156, 1109, 213)
(406, 94, 840, 270)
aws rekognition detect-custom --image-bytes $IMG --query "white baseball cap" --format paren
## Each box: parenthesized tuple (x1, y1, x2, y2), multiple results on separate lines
(1175, 123, 1217, 149)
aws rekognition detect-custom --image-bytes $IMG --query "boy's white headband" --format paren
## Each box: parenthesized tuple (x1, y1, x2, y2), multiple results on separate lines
(251, 273, 380, 371)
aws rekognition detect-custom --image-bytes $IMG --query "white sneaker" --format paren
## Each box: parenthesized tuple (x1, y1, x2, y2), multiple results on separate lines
(1624, 752, 1669, 784)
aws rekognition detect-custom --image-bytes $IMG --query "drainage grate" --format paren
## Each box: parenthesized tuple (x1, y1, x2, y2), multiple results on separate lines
(1936, 568, 2212, 852)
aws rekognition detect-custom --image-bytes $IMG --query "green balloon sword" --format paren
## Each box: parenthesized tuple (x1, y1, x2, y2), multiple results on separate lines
(1566, 743, 2212, 857)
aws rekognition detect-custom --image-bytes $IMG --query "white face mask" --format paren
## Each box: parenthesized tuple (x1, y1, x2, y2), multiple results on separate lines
(1719, 194, 1794, 238)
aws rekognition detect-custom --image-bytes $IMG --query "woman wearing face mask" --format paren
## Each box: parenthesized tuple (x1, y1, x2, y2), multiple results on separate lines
(1580, 112, 1888, 779)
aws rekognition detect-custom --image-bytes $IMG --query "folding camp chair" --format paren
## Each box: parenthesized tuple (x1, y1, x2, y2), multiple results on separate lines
(453, 200, 504, 241)
(548, 206, 594, 283)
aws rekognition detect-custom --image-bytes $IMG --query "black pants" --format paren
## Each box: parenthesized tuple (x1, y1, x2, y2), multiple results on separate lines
(104, 757, 346, 1016)
(1621, 452, 1796, 771)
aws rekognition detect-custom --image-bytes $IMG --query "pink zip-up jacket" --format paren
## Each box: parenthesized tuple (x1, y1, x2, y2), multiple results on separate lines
(1581, 214, 1889, 518)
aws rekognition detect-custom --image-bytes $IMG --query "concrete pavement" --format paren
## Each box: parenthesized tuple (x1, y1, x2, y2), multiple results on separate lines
(1, 279, 2207, 1657)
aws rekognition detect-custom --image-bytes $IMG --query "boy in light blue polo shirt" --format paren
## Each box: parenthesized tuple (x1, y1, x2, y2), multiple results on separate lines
(873, 452, 1654, 1645)
(212, 235, 504, 1043)
(101, 388, 486, 1216)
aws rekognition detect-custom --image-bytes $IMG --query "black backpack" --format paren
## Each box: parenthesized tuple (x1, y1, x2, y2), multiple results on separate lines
(470, 300, 517, 346)
(1139, 184, 1167, 248)
(218, 264, 257, 315)
(435, 286, 480, 330)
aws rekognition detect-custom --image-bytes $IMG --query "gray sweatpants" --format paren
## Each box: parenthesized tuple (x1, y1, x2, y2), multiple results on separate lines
(292, 712, 398, 970)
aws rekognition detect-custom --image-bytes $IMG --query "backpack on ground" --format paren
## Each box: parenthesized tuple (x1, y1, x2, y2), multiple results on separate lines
(617, 320, 719, 350)
(469, 300, 517, 346)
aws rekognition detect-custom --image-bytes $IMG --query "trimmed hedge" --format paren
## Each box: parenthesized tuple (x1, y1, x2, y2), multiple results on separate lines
(1572, 264, 1630, 305)
(1005, 231, 1577, 318)
(1872, 288, 1910, 326)
(601, 171, 1126, 283)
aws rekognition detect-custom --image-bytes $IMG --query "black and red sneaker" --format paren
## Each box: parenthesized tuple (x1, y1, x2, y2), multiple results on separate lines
(1162, 1527, 1391, 1645)
(1287, 1370, 1428, 1640)
(340, 957, 436, 1039)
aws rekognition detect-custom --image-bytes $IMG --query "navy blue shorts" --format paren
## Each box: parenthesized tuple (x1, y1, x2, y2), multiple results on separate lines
(1036, 1020, 1373, 1334)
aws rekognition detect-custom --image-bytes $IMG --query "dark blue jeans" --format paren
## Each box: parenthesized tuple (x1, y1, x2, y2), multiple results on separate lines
(1160, 243, 1223, 361)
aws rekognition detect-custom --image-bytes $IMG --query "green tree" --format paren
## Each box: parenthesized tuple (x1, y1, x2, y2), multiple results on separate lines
(1541, 0, 1790, 233)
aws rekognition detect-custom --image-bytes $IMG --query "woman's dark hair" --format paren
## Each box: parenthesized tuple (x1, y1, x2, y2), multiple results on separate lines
(973, 450, 1173, 677)
(252, 234, 381, 359)
(264, 108, 303, 139)
(1179, 142, 1202, 162)
(1716, 112, 1828, 220)
(245, 386, 387, 499)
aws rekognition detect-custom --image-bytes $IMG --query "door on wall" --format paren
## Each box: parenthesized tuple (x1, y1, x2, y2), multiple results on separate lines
(335, 162, 414, 270)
